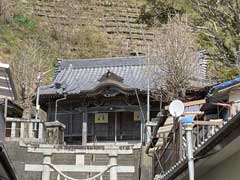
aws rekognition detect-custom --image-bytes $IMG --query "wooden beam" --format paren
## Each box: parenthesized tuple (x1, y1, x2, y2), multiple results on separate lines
(165, 99, 206, 110)
(77, 105, 145, 113)
(194, 119, 224, 126)
(184, 99, 206, 107)
(183, 111, 204, 116)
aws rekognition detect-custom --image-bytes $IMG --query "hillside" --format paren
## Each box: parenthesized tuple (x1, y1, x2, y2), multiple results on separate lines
(0, 0, 153, 107)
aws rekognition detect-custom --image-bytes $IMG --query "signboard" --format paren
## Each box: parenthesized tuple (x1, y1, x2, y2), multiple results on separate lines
(95, 113, 108, 123)
(134, 112, 141, 121)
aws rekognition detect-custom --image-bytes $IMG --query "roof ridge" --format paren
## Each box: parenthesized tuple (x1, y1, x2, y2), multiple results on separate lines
(59, 56, 145, 62)
(58, 56, 146, 69)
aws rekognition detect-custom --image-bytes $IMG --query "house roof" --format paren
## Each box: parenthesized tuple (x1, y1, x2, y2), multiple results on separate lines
(40, 56, 211, 96)
(208, 77, 240, 96)
(0, 63, 17, 100)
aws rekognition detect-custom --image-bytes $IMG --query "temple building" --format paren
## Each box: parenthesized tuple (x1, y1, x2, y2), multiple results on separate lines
(39, 56, 209, 145)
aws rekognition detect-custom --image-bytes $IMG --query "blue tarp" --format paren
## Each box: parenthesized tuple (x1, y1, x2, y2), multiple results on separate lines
(180, 117, 194, 124)
(208, 77, 240, 96)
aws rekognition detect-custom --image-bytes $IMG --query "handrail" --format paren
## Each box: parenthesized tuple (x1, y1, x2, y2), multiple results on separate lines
(43, 163, 118, 180)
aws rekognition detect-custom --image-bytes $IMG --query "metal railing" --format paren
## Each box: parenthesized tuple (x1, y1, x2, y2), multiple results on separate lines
(44, 163, 117, 180)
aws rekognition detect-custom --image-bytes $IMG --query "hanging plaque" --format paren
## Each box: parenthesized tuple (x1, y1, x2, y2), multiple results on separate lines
(134, 112, 141, 121)
(95, 113, 108, 123)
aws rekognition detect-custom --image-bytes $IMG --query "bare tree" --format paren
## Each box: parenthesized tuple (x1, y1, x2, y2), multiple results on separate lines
(149, 17, 198, 101)
(8, 39, 53, 118)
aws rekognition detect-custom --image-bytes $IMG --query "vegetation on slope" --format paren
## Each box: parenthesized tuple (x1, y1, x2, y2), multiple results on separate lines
(140, 0, 240, 81)
(1, 0, 240, 108)
(0, 0, 125, 108)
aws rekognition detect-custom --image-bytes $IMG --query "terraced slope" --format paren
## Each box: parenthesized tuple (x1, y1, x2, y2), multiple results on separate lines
(22, 0, 154, 55)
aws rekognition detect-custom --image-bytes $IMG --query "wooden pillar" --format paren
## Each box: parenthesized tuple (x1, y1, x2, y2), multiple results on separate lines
(82, 111, 87, 145)
(47, 102, 51, 121)
(140, 112, 145, 143)
(115, 112, 117, 144)
(142, 111, 147, 144)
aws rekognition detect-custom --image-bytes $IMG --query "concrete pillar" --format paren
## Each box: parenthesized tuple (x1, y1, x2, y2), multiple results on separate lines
(38, 123, 43, 140)
(20, 122, 25, 138)
(82, 112, 87, 145)
(11, 122, 16, 138)
(29, 123, 33, 138)
(42, 152, 52, 180)
(109, 153, 118, 180)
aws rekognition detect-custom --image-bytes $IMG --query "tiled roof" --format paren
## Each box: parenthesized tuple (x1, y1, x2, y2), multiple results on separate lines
(40, 56, 210, 96)
(40, 57, 149, 95)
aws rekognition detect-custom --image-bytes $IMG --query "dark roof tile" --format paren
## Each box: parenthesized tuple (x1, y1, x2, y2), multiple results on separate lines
(40, 56, 210, 95)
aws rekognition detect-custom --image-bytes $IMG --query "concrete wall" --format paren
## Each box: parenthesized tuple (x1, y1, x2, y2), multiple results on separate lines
(198, 150, 240, 180)
(5, 142, 43, 180)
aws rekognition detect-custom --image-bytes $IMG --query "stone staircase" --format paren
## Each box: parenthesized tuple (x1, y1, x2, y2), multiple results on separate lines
(5, 142, 141, 180)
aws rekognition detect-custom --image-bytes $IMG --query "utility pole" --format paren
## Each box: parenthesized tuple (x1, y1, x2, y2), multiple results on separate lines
(35, 72, 41, 122)
(35, 69, 51, 122)
(146, 44, 151, 143)
(181, 117, 195, 180)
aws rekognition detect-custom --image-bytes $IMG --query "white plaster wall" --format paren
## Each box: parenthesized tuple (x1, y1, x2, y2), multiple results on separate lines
(229, 89, 240, 102)
(198, 150, 240, 180)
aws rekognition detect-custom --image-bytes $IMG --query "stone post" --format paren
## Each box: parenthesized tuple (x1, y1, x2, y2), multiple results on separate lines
(20, 122, 25, 138)
(45, 121, 65, 144)
(11, 122, 16, 138)
(109, 152, 118, 180)
(29, 122, 33, 138)
(42, 152, 52, 180)
(82, 112, 87, 145)
(38, 123, 43, 140)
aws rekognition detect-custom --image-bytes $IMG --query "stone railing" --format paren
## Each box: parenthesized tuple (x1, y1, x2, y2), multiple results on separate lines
(5, 117, 44, 142)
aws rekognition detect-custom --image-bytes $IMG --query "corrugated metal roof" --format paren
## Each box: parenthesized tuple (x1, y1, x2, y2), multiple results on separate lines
(40, 56, 210, 96)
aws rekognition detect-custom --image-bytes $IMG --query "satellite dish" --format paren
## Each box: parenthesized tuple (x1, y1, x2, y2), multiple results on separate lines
(169, 100, 185, 117)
